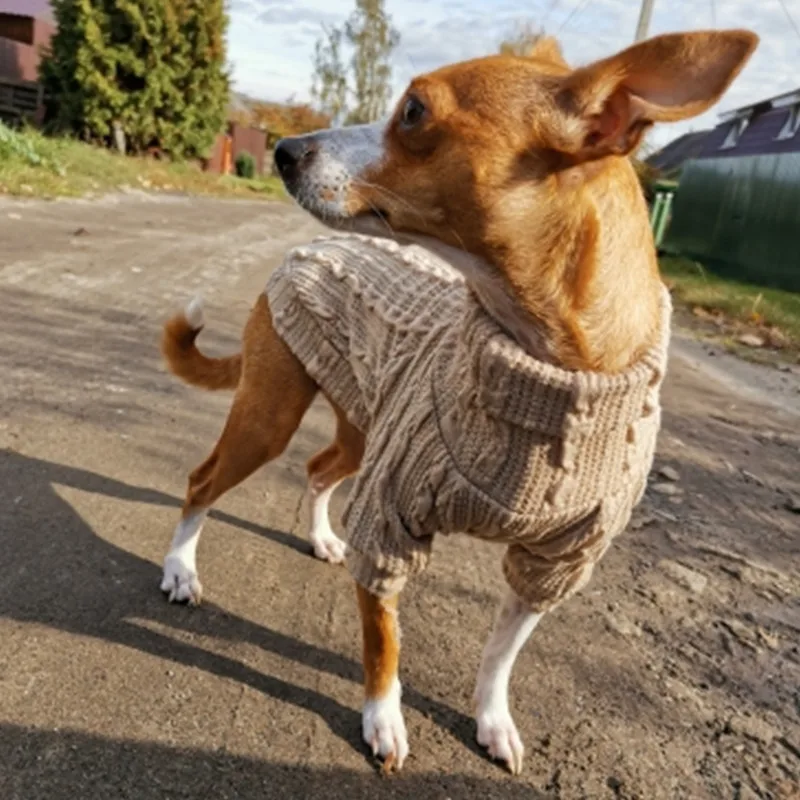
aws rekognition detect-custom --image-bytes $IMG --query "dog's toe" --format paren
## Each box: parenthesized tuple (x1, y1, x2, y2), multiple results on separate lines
(476, 709, 525, 775)
(362, 680, 409, 771)
(161, 555, 202, 605)
(310, 526, 348, 565)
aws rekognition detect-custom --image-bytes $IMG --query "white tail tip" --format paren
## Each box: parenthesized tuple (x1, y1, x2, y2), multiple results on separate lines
(184, 297, 205, 330)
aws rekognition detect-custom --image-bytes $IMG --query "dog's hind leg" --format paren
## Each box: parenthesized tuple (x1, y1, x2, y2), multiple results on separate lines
(305, 400, 364, 564)
(161, 294, 318, 604)
(474, 588, 542, 775)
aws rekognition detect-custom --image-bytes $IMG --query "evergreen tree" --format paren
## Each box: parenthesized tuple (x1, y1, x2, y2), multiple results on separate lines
(40, 0, 229, 159)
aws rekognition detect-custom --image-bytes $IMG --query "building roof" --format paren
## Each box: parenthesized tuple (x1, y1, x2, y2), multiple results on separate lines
(649, 86, 800, 173)
(700, 103, 800, 158)
(646, 130, 712, 176)
(0, 0, 54, 21)
(721, 87, 800, 121)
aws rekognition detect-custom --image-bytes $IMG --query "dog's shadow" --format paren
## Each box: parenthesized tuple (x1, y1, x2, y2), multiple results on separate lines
(0, 448, 489, 771)
(1, 722, 547, 800)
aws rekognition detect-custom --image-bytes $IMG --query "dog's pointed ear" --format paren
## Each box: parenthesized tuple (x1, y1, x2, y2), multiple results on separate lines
(555, 29, 758, 160)
(528, 36, 569, 68)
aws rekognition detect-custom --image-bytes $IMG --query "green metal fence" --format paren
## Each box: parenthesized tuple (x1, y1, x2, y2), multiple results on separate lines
(662, 153, 800, 292)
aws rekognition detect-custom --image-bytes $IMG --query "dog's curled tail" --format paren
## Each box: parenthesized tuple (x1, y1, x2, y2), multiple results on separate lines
(161, 298, 241, 391)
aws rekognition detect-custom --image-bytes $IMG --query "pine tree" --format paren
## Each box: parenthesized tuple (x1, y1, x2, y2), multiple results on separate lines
(40, 0, 229, 159)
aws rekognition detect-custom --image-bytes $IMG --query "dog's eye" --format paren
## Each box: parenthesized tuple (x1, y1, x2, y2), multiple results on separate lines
(400, 95, 426, 129)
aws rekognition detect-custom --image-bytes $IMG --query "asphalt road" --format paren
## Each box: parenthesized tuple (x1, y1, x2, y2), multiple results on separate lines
(1, 194, 798, 800)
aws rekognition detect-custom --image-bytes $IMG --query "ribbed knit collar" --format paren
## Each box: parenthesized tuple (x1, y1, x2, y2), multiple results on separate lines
(311, 231, 672, 437)
(439, 285, 672, 438)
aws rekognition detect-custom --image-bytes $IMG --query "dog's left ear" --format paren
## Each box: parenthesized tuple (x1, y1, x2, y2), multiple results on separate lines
(555, 29, 759, 160)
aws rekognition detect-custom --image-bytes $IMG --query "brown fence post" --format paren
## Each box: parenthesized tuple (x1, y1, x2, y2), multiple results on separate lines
(222, 135, 232, 175)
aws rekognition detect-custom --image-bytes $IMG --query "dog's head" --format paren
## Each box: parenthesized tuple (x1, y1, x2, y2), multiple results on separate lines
(274, 29, 756, 258)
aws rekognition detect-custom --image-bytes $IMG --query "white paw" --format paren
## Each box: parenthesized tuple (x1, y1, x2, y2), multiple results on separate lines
(309, 524, 348, 564)
(476, 702, 525, 775)
(362, 680, 409, 771)
(160, 553, 202, 605)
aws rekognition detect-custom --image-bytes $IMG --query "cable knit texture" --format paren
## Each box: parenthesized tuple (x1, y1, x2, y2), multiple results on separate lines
(266, 233, 671, 611)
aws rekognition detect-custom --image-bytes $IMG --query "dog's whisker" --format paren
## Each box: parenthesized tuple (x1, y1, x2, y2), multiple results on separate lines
(350, 187, 401, 241)
(353, 180, 428, 227)
(353, 179, 471, 260)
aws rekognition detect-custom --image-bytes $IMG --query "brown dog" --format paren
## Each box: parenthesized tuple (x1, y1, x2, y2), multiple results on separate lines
(159, 30, 757, 774)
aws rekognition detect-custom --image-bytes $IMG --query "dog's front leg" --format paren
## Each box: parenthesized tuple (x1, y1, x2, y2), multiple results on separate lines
(474, 589, 542, 775)
(161, 510, 207, 604)
(356, 583, 408, 771)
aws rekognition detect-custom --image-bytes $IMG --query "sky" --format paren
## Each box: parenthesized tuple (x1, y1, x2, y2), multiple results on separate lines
(227, 0, 800, 149)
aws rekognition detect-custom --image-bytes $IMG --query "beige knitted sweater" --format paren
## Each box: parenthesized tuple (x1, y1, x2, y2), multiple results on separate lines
(266, 233, 671, 611)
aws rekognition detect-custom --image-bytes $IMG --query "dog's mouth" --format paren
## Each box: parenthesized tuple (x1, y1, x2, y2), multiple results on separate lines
(310, 202, 393, 234)
(285, 177, 396, 236)
(364, 206, 390, 223)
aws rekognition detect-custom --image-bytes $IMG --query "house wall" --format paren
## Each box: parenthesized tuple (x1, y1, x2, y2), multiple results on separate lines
(0, 36, 39, 81)
(0, 14, 54, 82)
(0, 12, 34, 44)
(0, 15, 54, 123)
(663, 153, 800, 292)
(0, 15, 54, 81)
(32, 17, 53, 48)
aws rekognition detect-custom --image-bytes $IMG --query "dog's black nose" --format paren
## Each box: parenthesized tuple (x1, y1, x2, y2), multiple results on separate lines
(274, 137, 316, 182)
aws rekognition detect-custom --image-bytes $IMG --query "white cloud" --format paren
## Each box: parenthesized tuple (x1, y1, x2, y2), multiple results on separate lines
(255, 3, 342, 26)
(227, 0, 799, 147)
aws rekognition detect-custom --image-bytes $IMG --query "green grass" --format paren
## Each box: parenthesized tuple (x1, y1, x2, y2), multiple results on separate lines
(660, 255, 800, 360)
(0, 123, 284, 200)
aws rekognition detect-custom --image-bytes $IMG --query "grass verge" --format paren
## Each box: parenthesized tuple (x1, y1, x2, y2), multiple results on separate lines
(0, 123, 284, 200)
(660, 255, 800, 364)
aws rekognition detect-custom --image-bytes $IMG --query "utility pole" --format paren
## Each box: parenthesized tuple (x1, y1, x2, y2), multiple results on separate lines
(634, 0, 655, 42)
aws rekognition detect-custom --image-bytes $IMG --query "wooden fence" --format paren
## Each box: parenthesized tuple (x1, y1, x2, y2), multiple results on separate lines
(0, 75, 42, 126)
(205, 123, 269, 176)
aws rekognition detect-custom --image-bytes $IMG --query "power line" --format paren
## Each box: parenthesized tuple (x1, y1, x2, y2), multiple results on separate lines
(543, 0, 562, 28)
(776, 0, 800, 43)
(557, 0, 652, 43)
(557, 0, 593, 35)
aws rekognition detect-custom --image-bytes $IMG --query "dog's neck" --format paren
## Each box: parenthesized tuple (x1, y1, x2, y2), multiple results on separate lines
(471, 281, 560, 363)
(389, 164, 661, 375)
(449, 255, 561, 365)
(394, 233, 561, 365)
(477, 162, 662, 374)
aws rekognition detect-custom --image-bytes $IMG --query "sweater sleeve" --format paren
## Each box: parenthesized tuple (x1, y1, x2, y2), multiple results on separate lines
(343, 448, 434, 598)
